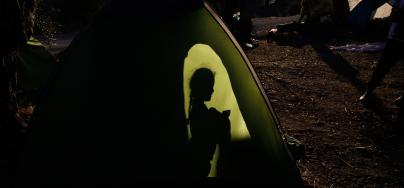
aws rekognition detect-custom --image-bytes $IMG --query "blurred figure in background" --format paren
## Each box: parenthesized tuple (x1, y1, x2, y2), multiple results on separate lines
(208, 0, 260, 49)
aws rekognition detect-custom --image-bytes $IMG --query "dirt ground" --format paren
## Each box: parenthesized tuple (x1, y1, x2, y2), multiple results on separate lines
(247, 18, 404, 187)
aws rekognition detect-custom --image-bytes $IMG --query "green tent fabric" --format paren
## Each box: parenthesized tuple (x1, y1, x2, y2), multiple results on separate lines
(17, 1, 303, 184)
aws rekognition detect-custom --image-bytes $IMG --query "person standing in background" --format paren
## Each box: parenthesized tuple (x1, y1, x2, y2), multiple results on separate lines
(208, 0, 259, 49)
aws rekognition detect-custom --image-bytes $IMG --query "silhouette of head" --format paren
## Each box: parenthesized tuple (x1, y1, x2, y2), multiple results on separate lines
(190, 68, 215, 102)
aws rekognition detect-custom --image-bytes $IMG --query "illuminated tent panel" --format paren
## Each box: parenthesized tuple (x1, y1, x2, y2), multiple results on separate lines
(18, 1, 302, 184)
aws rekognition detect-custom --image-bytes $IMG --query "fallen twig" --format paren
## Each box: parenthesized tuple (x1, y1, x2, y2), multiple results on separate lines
(339, 157, 354, 169)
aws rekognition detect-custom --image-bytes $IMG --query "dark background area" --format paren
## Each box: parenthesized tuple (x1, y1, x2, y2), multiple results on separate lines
(35, 0, 108, 36)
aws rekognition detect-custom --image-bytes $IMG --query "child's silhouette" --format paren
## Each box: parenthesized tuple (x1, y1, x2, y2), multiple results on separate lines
(188, 68, 231, 177)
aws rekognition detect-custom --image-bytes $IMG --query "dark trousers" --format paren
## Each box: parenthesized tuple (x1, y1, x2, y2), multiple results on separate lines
(365, 39, 404, 124)
(223, 0, 253, 43)
(366, 39, 404, 94)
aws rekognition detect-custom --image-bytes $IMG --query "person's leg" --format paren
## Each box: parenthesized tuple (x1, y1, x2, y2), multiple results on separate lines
(360, 40, 402, 101)
(238, 0, 253, 44)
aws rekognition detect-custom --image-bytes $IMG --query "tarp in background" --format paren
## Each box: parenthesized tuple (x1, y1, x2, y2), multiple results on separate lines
(329, 42, 386, 52)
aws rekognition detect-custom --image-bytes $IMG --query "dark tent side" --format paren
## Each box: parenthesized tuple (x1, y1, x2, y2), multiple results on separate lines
(16, 38, 56, 98)
(17, 0, 303, 185)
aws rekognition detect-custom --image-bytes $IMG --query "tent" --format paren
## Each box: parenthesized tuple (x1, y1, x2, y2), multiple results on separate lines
(17, 0, 303, 184)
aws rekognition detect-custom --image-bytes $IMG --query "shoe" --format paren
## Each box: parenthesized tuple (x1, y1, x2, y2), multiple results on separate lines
(242, 42, 257, 50)
(359, 90, 374, 104)
(244, 42, 253, 48)
(359, 91, 369, 102)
